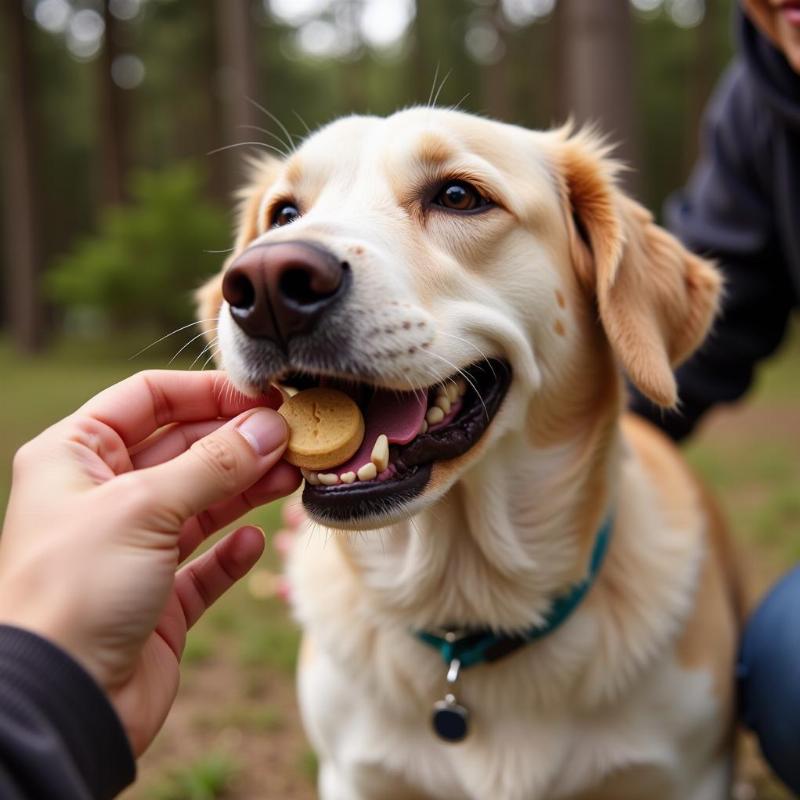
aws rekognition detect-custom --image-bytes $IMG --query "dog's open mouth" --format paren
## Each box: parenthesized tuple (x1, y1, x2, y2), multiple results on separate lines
(274, 358, 511, 523)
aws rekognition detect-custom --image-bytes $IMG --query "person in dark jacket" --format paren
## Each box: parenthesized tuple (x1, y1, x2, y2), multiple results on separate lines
(0, 370, 299, 799)
(631, 1, 800, 794)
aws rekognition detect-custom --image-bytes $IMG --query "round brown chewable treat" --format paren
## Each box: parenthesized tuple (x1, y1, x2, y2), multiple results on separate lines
(277, 387, 365, 471)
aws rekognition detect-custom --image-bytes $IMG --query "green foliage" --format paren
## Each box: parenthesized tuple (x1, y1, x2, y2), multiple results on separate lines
(46, 163, 229, 328)
(150, 752, 239, 800)
(297, 748, 319, 784)
(182, 631, 216, 666)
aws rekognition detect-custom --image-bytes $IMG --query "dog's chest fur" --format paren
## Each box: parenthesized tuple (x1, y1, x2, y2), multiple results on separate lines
(289, 426, 734, 800)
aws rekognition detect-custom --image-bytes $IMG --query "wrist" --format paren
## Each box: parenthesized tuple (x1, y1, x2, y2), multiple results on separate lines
(0, 594, 103, 690)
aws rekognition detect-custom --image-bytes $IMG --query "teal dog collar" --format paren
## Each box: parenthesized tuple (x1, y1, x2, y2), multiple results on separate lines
(416, 515, 613, 742)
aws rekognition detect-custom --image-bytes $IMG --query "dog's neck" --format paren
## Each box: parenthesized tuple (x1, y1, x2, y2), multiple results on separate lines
(336, 342, 624, 633)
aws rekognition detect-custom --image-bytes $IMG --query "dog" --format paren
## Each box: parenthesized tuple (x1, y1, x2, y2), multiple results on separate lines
(197, 108, 742, 800)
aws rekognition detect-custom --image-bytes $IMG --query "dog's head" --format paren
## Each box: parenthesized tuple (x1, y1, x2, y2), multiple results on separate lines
(199, 109, 720, 529)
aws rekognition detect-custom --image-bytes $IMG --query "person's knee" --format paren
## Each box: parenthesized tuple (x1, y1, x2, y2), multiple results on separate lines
(738, 565, 800, 793)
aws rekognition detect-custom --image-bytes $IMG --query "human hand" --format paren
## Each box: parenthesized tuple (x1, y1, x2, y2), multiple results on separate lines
(0, 370, 301, 755)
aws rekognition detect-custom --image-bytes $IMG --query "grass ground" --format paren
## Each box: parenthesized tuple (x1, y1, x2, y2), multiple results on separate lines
(1, 325, 798, 799)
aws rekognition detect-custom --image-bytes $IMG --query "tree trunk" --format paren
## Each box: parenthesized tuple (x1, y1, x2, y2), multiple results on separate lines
(99, 4, 128, 205)
(215, 0, 260, 189)
(554, 0, 638, 195)
(411, 0, 437, 103)
(685, 0, 719, 174)
(201, 0, 228, 202)
(339, 0, 367, 114)
(411, 0, 477, 111)
(509, 17, 553, 131)
(480, 0, 511, 121)
(2, 0, 44, 352)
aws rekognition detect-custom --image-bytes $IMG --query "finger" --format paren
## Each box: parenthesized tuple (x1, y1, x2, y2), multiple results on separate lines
(79, 370, 282, 447)
(177, 460, 301, 562)
(130, 420, 226, 469)
(175, 525, 266, 632)
(129, 407, 290, 525)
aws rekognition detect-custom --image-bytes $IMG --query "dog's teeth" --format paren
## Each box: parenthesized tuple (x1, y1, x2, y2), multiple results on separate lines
(272, 382, 293, 403)
(426, 406, 445, 425)
(302, 469, 320, 485)
(419, 419, 428, 434)
(357, 462, 378, 481)
(371, 434, 389, 472)
(318, 473, 339, 486)
(446, 383, 460, 403)
(340, 471, 356, 484)
(455, 376, 467, 395)
(435, 395, 451, 414)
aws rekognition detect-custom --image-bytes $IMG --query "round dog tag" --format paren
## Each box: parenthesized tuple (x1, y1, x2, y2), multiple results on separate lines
(432, 694, 469, 742)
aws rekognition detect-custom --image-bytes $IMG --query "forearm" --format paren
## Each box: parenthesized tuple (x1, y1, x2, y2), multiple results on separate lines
(0, 626, 135, 800)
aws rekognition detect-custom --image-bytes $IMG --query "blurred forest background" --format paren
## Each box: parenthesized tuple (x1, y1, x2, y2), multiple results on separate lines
(2, 1, 799, 799)
(2, 0, 737, 351)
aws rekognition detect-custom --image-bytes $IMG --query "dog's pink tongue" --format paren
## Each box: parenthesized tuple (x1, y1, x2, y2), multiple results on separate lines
(331, 388, 427, 476)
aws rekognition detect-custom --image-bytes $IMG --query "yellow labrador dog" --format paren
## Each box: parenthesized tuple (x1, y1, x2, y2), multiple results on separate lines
(198, 109, 742, 800)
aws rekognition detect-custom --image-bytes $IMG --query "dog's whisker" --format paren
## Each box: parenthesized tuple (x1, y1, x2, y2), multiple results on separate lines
(196, 345, 218, 373)
(246, 96, 297, 153)
(409, 516, 424, 541)
(207, 141, 287, 157)
(224, 380, 236, 409)
(200, 349, 219, 372)
(203, 247, 235, 254)
(237, 123, 294, 156)
(424, 349, 479, 394)
(435, 331, 497, 380)
(292, 110, 312, 137)
(431, 68, 452, 109)
(427, 63, 441, 108)
(168, 329, 212, 366)
(190, 337, 218, 371)
(450, 92, 471, 113)
(425, 350, 490, 422)
(129, 320, 216, 361)
(211, 370, 224, 399)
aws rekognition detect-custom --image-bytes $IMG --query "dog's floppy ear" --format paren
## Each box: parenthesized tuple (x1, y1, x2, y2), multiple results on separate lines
(195, 156, 283, 343)
(556, 128, 721, 408)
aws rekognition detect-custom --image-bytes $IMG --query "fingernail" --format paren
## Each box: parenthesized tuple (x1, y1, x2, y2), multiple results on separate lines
(232, 526, 265, 567)
(236, 409, 288, 456)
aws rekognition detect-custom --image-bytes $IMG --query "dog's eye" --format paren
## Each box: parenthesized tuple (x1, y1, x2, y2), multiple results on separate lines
(271, 202, 300, 228)
(432, 180, 488, 212)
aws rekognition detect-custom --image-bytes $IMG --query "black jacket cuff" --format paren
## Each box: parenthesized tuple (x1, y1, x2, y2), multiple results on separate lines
(0, 625, 135, 799)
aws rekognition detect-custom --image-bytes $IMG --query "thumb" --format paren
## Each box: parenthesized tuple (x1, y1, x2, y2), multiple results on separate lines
(135, 408, 290, 523)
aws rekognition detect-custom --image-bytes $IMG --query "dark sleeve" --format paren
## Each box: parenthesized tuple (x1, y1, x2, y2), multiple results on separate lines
(629, 62, 794, 441)
(0, 625, 135, 800)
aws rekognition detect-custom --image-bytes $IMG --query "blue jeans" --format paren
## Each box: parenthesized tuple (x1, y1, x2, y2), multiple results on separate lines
(739, 565, 800, 795)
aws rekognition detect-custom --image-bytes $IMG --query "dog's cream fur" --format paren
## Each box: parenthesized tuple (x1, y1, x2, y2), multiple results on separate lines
(199, 109, 741, 800)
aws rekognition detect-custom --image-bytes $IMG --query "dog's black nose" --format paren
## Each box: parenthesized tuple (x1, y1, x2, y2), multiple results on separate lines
(222, 241, 349, 343)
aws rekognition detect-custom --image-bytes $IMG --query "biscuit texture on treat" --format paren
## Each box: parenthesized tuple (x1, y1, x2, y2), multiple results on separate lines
(278, 388, 365, 471)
